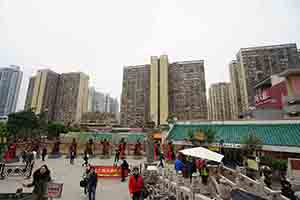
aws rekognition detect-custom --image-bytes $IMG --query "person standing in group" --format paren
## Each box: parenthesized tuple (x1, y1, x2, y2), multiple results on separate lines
(21, 150, 27, 163)
(121, 159, 129, 182)
(175, 154, 184, 173)
(87, 167, 98, 200)
(82, 164, 91, 195)
(200, 163, 209, 185)
(41, 147, 47, 162)
(158, 151, 165, 168)
(23, 165, 51, 200)
(82, 151, 89, 167)
(70, 150, 75, 165)
(114, 148, 120, 166)
(128, 167, 144, 200)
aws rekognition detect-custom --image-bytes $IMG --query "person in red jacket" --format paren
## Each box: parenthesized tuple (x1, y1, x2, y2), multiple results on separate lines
(128, 167, 144, 200)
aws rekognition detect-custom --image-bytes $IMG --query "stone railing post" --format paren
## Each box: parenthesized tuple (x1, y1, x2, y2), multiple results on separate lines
(176, 171, 184, 200)
(192, 173, 201, 199)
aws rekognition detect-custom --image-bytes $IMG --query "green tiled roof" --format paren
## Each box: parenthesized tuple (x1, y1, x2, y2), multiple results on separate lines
(167, 123, 300, 147)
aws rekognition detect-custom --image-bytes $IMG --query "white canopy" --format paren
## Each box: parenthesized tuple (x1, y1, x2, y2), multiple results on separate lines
(179, 147, 224, 163)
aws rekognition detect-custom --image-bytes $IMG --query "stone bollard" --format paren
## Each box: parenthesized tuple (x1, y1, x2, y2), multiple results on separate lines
(176, 171, 184, 200)
(192, 173, 201, 197)
(259, 175, 265, 196)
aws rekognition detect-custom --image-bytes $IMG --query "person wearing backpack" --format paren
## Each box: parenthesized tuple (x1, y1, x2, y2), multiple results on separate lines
(121, 159, 129, 182)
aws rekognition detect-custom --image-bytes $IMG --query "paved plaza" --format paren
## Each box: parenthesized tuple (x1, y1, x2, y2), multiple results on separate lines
(0, 156, 146, 200)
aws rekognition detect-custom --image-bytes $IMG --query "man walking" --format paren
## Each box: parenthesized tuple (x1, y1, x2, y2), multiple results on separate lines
(41, 147, 47, 162)
(114, 149, 120, 166)
(70, 150, 75, 165)
(121, 159, 129, 182)
(87, 167, 98, 200)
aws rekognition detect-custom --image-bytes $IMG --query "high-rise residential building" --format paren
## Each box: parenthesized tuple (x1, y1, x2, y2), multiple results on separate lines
(24, 76, 36, 110)
(109, 97, 119, 115)
(54, 72, 89, 124)
(0, 66, 22, 116)
(150, 55, 169, 125)
(88, 87, 119, 115)
(94, 92, 106, 113)
(169, 60, 207, 121)
(87, 87, 96, 112)
(208, 82, 232, 120)
(236, 43, 300, 109)
(121, 55, 207, 127)
(229, 61, 248, 119)
(121, 65, 150, 127)
(24, 69, 59, 120)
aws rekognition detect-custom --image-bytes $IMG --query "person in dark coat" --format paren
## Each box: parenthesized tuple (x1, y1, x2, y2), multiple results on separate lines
(70, 150, 75, 165)
(121, 159, 129, 182)
(23, 165, 51, 200)
(87, 167, 98, 200)
(82, 151, 89, 167)
(114, 148, 120, 166)
(281, 179, 297, 200)
(41, 147, 47, 162)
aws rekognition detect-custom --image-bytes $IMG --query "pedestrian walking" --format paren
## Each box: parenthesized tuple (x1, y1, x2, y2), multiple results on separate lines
(41, 147, 47, 162)
(114, 148, 120, 166)
(200, 163, 209, 185)
(82, 151, 89, 167)
(87, 167, 98, 200)
(175, 155, 184, 173)
(23, 165, 51, 200)
(70, 150, 75, 165)
(82, 164, 91, 195)
(21, 150, 27, 163)
(121, 159, 129, 182)
(128, 167, 145, 200)
(158, 152, 165, 168)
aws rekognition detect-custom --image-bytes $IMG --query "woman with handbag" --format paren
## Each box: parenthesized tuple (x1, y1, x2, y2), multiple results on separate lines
(128, 167, 145, 200)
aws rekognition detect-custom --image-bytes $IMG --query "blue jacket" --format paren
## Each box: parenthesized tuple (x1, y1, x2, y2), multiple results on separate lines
(175, 159, 184, 172)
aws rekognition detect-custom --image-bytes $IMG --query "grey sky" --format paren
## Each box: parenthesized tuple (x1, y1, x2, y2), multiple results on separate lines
(0, 0, 299, 111)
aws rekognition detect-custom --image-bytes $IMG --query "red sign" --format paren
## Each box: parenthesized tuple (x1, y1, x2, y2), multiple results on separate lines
(47, 183, 63, 198)
(93, 166, 128, 178)
(291, 159, 300, 170)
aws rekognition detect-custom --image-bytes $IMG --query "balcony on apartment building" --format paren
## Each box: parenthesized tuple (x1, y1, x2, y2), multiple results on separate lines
(282, 96, 300, 117)
(279, 68, 300, 118)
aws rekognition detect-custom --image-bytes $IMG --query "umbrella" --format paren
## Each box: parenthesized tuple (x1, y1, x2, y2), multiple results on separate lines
(179, 147, 224, 163)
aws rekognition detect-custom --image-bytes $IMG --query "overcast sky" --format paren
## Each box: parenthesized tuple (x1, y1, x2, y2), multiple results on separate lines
(0, 0, 300, 111)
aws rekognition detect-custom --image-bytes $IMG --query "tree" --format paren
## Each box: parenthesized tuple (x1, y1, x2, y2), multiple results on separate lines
(205, 128, 216, 144)
(47, 121, 68, 138)
(241, 133, 262, 157)
(0, 122, 7, 137)
(7, 110, 39, 138)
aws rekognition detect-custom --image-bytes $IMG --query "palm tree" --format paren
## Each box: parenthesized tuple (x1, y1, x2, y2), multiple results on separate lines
(241, 132, 262, 157)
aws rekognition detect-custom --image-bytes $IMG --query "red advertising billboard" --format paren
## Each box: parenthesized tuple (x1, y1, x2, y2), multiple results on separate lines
(93, 166, 128, 178)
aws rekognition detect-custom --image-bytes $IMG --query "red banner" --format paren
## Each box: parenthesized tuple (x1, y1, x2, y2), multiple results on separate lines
(93, 166, 128, 178)
(291, 159, 300, 170)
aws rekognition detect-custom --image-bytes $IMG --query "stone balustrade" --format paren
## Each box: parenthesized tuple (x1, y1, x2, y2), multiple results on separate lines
(155, 165, 291, 200)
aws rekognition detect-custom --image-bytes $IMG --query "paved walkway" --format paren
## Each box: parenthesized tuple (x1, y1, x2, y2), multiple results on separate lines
(0, 156, 146, 199)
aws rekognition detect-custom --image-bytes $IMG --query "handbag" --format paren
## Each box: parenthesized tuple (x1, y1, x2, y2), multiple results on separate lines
(141, 187, 149, 198)
(80, 179, 87, 188)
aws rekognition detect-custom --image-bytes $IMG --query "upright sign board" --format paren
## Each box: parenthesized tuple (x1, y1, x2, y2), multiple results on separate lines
(47, 183, 63, 199)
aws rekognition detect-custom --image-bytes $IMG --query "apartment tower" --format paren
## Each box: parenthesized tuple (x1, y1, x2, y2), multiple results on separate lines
(54, 72, 89, 124)
(25, 69, 60, 120)
(236, 43, 300, 110)
(208, 82, 232, 120)
(0, 66, 22, 116)
(120, 65, 150, 127)
(150, 55, 169, 125)
(121, 55, 207, 127)
(229, 61, 248, 119)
